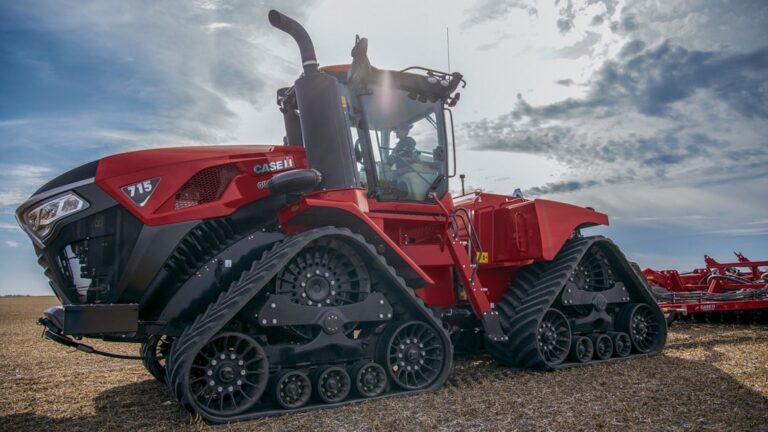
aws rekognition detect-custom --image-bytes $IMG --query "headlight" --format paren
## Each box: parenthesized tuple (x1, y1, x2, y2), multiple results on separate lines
(22, 193, 89, 239)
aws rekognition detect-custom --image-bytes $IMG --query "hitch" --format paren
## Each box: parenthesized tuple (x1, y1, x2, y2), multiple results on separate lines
(38, 317, 141, 360)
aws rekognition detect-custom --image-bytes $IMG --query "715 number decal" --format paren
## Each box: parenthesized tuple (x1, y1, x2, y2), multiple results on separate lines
(121, 177, 160, 207)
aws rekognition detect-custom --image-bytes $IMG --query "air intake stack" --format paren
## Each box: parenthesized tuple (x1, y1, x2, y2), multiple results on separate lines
(269, 10, 359, 190)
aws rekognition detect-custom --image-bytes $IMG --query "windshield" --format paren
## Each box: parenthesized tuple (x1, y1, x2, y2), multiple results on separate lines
(354, 86, 447, 201)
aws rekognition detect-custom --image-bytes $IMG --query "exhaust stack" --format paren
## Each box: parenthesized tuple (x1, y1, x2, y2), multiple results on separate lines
(268, 10, 318, 75)
(269, 10, 359, 191)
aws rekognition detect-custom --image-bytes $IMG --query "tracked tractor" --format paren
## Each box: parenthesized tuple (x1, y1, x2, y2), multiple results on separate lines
(17, 10, 666, 422)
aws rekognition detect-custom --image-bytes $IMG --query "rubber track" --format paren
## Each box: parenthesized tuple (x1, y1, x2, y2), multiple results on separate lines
(165, 226, 452, 424)
(487, 236, 666, 370)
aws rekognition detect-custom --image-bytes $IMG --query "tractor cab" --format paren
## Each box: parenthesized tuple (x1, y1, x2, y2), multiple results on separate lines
(276, 33, 463, 203)
(347, 74, 453, 202)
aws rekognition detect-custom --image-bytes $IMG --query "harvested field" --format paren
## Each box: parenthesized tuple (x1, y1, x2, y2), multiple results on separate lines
(1, 297, 767, 432)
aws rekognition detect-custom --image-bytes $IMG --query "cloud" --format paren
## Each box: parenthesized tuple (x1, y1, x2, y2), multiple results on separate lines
(0, 1, 316, 164)
(526, 180, 598, 195)
(593, 42, 768, 118)
(0, 223, 20, 231)
(704, 227, 768, 236)
(556, 0, 576, 34)
(4, 240, 19, 248)
(0, 0, 318, 217)
(556, 0, 619, 34)
(0, 191, 28, 207)
(6, 165, 51, 178)
(465, 40, 768, 183)
(555, 31, 602, 59)
(461, 0, 538, 29)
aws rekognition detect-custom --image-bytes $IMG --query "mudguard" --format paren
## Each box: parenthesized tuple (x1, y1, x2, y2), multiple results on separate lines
(278, 192, 434, 288)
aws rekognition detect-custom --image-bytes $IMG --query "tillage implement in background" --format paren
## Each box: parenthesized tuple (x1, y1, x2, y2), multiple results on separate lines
(646, 253, 768, 325)
(17, 10, 666, 422)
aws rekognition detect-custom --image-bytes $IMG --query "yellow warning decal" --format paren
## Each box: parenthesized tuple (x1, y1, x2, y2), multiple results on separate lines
(341, 95, 348, 108)
(476, 251, 489, 264)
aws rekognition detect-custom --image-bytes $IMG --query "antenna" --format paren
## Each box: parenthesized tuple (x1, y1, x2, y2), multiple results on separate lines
(446, 27, 451, 74)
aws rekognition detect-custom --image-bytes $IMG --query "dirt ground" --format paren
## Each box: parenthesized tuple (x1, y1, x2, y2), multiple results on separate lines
(1, 297, 767, 432)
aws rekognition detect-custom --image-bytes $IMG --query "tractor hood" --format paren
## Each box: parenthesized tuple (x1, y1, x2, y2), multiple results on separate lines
(34, 160, 100, 195)
(93, 145, 308, 226)
(20, 144, 308, 230)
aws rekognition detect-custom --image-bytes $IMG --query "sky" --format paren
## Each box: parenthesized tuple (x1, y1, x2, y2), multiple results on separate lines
(0, 0, 766, 295)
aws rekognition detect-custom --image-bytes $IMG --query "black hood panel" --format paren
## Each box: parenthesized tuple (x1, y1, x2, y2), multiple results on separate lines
(34, 160, 99, 195)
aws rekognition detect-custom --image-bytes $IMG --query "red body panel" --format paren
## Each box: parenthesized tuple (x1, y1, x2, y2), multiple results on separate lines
(454, 192, 608, 304)
(94, 144, 611, 317)
(95, 145, 307, 225)
(279, 188, 609, 315)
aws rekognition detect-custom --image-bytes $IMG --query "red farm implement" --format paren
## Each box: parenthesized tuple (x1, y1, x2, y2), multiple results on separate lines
(644, 253, 768, 324)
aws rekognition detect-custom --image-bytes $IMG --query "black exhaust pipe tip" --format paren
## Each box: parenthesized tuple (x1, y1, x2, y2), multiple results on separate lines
(268, 9, 319, 74)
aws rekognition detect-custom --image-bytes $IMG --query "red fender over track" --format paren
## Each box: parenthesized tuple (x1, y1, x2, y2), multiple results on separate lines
(277, 189, 435, 288)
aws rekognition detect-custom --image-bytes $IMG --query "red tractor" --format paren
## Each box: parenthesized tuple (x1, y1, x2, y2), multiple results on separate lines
(17, 11, 666, 422)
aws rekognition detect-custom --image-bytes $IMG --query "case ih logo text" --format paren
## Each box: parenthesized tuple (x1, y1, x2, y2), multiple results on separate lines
(253, 157, 294, 174)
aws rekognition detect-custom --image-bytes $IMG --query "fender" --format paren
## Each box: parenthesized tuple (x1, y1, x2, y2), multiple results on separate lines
(278, 190, 434, 288)
(531, 199, 609, 260)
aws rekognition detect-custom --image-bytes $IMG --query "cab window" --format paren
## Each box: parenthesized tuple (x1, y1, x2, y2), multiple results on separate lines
(358, 87, 447, 201)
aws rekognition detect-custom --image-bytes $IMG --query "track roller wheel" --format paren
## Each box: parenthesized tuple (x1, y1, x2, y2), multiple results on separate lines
(351, 362, 387, 398)
(611, 332, 631, 357)
(590, 334, 613, 360)
(568, 336, 593, 363)
(381, 321, 446, 390)
(273, 370, 312, 409)
(536, 309, 572, 367)
(186, 332, 268, 416)
(315, 366, 351, 404)
(616, 303, 665, 353)
(140, 335, 174, 383)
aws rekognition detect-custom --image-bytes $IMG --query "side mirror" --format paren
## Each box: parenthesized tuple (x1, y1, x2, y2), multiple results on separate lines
(444, 108, 457, 178)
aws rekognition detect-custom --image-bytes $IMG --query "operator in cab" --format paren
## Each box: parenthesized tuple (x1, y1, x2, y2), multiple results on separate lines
(388, 124, 416, 168)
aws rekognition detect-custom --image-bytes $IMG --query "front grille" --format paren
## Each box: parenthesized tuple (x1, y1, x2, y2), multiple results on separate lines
(37, 206, 143, 304)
